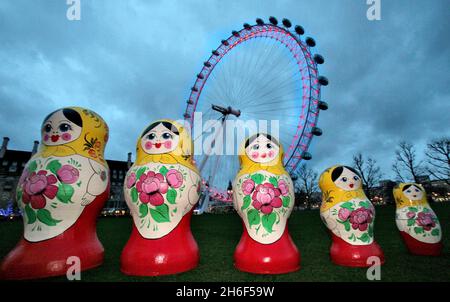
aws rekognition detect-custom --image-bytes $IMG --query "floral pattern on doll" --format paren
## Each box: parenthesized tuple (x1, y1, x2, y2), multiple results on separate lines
(234, 171, 293, 243)
(396, 206, 441, 242)
(17, 156, 108, 238)
(323, 199, 375, 244)
(124, 163, 200, 237)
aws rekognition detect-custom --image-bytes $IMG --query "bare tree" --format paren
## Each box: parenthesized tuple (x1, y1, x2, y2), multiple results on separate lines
(425, 137, 450, 185)
(293, 164, 318, 209)
(352, 153, 382, 199)
(392, 141, 423, 183)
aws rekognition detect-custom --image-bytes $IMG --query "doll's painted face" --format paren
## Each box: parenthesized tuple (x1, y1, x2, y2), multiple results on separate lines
(245, 134, 280, 164)
(332, 166, 362, 191)
(42, 109, 82, 146)
(141, 122, 180, 154)
(403, 185, 423, 201)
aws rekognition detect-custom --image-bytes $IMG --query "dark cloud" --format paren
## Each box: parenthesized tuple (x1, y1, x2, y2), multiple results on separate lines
(0, 0, 449, 184)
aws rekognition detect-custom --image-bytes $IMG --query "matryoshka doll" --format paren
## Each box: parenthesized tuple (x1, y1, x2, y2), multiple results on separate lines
(232, 133, 300, 274)
(120, 119, 201, 276)
(319, 165, 384, 267)
(0, 107, 110, 279)
(393, 183, 443, 256)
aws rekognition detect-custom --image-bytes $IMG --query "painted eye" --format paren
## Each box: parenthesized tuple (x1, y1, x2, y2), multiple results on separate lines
(353, 176, 359, 181)
(43, 124, 52, 133)
(266, 143, 272, 149)
(59, 123, 72, 132)
(252, 144, 259, 150)
(341, 177, 347, 182)
(147, 133, 156, 140)
(406, 190, 411, 193)
(414, 189, 419, 192)
(162, 132, 172, 140)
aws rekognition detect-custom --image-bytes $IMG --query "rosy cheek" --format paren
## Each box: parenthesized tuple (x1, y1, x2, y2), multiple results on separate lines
(44, 134, 49, 142)
(61, 133, 72, 141)
(164, 141, 172, 149)
(251, 152, 259, 159)
(268, 150, 275, 158)
(145, 142, 153, 150)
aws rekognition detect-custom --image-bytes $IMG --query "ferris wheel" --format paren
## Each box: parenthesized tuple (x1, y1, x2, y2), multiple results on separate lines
(183, 17, 329, 212)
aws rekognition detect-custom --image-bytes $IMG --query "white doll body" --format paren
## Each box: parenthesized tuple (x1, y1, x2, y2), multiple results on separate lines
(124, 161, 200, 239)
(18, 154, 108, 242)
(320, 197, 376, 246)
(233, 170, 294, 244)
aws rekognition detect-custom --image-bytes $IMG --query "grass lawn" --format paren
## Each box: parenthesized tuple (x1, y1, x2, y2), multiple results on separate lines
(1, 203, 449, 282)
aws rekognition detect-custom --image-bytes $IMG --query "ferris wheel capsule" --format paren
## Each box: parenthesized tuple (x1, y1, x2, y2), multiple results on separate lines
(269, 16, 278, 25)
(318, 101, 329, 110)
(312, 127, 323, 136)
(295, 25, 305, 35)
(302, 151, 312, 160)
(282, 18, 292, 28)
(314, 54, 325, 64)
(318, 76, 329, 86)
(256, 18, 264, 25)
(306, 37, 316, 47)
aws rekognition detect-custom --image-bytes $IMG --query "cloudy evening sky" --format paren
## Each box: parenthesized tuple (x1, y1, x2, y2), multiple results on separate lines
(0, 0, 449, 183)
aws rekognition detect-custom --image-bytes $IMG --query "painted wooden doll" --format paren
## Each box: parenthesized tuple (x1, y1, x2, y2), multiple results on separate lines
(393, 183, 443, 256)
(120, 119, 201, 276)
(0, 107, 110, 279)
(232, 133, 300, 274)
(319, 165, 384, 267)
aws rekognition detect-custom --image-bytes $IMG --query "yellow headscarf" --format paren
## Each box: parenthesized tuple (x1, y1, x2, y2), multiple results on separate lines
(319, 165, 366, 212)
(393, 183, 428, 209)
(135, 119, 199, 174)
(237, 133, 286, 177)
(35, 106, 109, 166)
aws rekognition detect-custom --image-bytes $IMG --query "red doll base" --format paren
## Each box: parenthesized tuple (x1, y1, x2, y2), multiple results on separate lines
(0, 189, 109, 280)
(120, 210, 199, 276)
(234, 225, 300, 274)
(399, 231, 443, 256)
(329, 233, 385, 267)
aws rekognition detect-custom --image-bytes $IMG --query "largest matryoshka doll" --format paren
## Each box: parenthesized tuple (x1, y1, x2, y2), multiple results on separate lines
(319, 165, 384, 267)
(0, 107, 110, 279)
(232, 133, 300, 274)
(393, 183, 443, 256)
(120, 119, 201, 276)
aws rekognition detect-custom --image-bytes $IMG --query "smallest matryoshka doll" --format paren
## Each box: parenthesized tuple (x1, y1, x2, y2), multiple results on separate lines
(393, 183, 443, 256)
(319, 165, 384, 267)
(232, 133, 300, 274)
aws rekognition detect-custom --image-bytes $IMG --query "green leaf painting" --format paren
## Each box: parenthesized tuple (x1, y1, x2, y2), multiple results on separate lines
(282, 196, 290, 208)
(166, 188, 177, 204)
(25, 204, 36, 224)
(261, 212, 276, 233)
(135, 167, 146, 180)
(150, 204, 170, 223)
(251, 173, 264, 185)
(56, 183, 74, 203)
(139, 203, 148, 218)
(46, 160, 62, 175)
(247, 209, 260, 227)
(37, 209, 61, 226)
(241, 195, 251, 211)
(131, 187, 138, 203)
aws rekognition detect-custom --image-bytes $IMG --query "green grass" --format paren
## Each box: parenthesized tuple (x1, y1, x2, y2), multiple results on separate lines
(1, 204, 449, 282)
